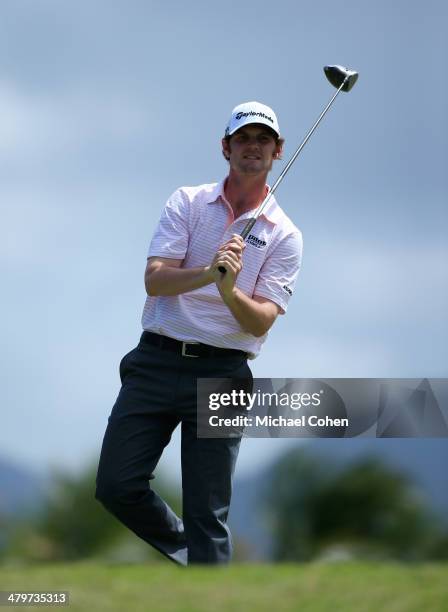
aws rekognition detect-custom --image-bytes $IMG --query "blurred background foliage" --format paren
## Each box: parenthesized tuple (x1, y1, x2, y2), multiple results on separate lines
(1, 462, 181, 565)
(1, 449, 447, 566)
(262, 449, 448, 562)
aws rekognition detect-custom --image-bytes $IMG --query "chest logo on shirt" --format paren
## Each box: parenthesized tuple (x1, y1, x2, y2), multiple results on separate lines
(247, 234, 267, 249)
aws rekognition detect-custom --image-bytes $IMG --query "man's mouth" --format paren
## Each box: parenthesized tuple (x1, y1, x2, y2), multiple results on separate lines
(244, 155, 261, 160)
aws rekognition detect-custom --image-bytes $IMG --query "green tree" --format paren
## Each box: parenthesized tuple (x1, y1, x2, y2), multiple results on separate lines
(3, 462, 181, 563)
(262, 449, 447, 562)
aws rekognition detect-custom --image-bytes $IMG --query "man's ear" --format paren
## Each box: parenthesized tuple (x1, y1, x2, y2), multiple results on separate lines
(221, 137, 230, 160)
(274, 137, 285, 160)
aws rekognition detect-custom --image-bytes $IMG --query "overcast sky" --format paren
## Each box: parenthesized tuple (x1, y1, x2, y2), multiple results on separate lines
(1, 0, 447, 484)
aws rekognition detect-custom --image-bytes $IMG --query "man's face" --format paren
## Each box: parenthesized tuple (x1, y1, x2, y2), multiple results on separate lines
(222, 124, 282, 176)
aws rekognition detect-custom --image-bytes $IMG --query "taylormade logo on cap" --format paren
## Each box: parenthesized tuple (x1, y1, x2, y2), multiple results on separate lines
(225, 101, 280, 138)
(235, 110, 273, 123)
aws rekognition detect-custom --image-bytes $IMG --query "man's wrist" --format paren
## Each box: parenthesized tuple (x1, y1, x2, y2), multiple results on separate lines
(202, 265, 215, 285)
(220, 286, 239, 304)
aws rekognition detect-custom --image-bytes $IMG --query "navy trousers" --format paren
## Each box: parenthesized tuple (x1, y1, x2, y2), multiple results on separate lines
(95, 334, 252, 566)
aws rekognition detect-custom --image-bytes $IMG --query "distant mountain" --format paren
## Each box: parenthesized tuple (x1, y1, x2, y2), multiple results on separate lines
(0, 456, 49, 519)
(229, 438, 448, 560)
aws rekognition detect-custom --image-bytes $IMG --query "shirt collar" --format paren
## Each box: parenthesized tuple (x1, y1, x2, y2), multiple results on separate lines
(205, 177, 281, 225)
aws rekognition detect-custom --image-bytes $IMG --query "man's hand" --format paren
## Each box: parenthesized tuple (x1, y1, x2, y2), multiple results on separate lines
(210, 234, 246, 298)
(208, 234, 281, 337)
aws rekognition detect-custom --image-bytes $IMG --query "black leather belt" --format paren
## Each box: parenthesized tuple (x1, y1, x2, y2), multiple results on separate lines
(140, 331, 247, 359)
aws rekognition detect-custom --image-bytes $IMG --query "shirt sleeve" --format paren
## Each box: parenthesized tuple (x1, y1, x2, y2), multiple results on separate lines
(253, 230, 303, 314)
(147, 189, 190, 259)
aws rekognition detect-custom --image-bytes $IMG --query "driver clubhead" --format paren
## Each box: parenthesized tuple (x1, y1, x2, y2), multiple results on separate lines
(324, 65, 358, 92)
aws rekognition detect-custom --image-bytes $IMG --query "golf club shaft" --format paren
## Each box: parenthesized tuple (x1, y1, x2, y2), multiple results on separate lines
(241, 76, 348, 239)
(218, 76, 348, 274)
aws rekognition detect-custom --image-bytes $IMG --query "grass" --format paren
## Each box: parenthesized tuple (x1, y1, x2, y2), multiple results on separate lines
(1, 561, 447, 611)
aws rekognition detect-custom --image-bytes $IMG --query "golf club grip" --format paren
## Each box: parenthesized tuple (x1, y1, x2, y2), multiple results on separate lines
(218, 217, 256, 274)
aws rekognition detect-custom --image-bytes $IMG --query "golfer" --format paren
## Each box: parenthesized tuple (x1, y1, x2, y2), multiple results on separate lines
(95, 101, 303, 565)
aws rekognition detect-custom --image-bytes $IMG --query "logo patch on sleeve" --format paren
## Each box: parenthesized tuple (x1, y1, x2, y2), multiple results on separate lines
(247, 234, 267, 249)
(283, 284, 293, 296)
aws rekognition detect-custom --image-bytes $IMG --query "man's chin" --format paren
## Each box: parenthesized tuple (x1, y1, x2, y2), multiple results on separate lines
(239, 162, 269, 176)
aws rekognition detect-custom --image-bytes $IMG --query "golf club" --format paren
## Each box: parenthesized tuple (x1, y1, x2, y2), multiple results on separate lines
(218, 65, 358, 273)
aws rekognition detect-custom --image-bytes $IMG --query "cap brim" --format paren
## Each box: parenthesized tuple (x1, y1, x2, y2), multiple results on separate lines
(227, 121, 280, 138)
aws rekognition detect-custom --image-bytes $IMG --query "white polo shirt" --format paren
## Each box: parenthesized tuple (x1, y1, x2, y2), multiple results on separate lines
(141, 178, 303, 358)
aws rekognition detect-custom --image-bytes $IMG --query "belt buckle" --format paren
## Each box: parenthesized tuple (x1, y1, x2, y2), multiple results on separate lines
(181, 341, 200, 358)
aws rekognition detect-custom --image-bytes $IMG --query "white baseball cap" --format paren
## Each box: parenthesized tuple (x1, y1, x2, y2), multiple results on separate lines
(225, 101, 280, 138)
